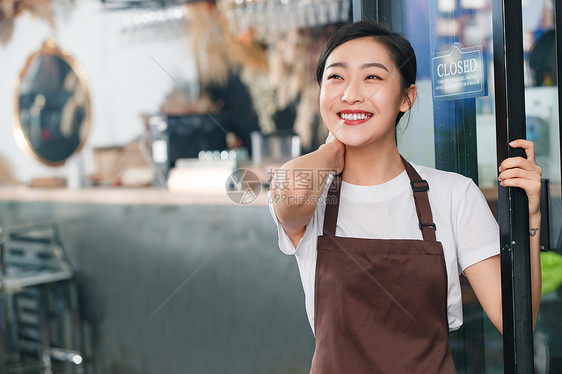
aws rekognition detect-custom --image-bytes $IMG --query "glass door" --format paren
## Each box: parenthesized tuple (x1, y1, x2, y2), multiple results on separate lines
(354, 0, 561, 372)
(400, 1, 504, 372)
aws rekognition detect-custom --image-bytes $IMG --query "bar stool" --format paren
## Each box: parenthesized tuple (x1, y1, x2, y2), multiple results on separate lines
(0, 223, 83, 373)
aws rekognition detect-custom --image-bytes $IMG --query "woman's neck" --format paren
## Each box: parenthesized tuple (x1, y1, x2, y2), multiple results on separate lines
(341, 141, 404, 186)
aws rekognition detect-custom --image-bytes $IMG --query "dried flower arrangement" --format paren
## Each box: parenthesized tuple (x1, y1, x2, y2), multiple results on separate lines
(0, 0, 75, 45)
(187, 1, 267, 87)
(187, 0, 337, 151)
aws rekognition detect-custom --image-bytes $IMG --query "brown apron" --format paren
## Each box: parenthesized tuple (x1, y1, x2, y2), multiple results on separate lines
(310, 158, 456, 373)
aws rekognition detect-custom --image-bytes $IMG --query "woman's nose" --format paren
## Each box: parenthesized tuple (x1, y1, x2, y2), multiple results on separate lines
(341, 82, 364, 104)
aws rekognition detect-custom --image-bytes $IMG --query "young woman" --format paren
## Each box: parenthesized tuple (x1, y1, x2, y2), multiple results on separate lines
(268, 21, 542, 372)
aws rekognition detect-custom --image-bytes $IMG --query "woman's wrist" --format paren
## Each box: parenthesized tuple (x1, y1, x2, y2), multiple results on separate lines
(529, 212, 541, 239)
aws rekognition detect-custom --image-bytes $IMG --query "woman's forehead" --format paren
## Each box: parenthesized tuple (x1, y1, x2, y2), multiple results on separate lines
(325, 37, 394, 69)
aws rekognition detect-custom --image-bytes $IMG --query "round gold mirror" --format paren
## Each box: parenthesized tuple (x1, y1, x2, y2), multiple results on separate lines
(14, 39, 91, 166)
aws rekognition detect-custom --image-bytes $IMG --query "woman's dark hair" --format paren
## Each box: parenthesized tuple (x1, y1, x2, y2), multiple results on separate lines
(315, 20, 417, 125)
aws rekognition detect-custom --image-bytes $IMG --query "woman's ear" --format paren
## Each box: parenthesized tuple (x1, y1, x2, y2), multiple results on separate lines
(399, 84, 417, 112)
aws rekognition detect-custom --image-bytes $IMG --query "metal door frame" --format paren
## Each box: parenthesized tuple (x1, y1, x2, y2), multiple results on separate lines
(492, 0, 536, 371)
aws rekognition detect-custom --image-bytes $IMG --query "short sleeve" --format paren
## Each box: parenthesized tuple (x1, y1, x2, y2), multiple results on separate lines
(267, 189, 318, 255)
(456, 181, 500, 272)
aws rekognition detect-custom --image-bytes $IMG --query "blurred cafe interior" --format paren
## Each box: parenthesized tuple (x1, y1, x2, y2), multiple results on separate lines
(0, 0, 561, 373)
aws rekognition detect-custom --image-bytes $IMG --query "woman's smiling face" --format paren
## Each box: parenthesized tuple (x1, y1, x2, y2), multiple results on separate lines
(319, 37, 415, 148)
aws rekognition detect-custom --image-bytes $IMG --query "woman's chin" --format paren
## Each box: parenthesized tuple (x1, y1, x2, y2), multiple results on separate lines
(337, 136, 370, 148)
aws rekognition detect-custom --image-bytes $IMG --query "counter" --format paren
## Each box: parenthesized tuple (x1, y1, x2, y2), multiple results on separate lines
(0, 186, 270, 206)
(0, 189, 314, 374)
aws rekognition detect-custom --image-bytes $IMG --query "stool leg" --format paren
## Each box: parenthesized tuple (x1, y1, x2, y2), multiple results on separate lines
(0, 296, 5, 371)
(39, 289, 52, 374)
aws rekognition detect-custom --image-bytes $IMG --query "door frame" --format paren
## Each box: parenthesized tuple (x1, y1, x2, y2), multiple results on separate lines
(492, 0, 534, 372)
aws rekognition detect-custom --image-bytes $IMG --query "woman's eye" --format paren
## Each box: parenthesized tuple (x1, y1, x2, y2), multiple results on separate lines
(327, 74, 342, 80)
(366, 75, 381, 80)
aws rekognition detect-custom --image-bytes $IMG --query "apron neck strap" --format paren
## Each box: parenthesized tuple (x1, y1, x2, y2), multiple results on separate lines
(401, 156, 437, 242)
(322, 157, 437, 242)
(322, 173, 342, 237)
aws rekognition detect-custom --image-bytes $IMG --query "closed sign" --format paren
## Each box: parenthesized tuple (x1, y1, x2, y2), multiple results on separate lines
(432, 43, 487, 101)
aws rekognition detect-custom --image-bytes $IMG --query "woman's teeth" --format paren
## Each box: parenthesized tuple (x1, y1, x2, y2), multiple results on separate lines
(339, 112, 372, 121)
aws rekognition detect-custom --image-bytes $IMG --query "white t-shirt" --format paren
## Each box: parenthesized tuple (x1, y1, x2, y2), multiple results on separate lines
(268, 163, 500, 334)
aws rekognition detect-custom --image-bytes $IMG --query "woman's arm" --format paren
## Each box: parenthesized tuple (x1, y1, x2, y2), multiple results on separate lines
(464, 139, 542, 334)
(270, 134, 345, 248)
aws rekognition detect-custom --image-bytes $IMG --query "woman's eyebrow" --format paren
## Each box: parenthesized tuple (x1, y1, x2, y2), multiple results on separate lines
(325, 62, 389, 72)
(361, 62, 389, 71)
(326, 62, 347, 70)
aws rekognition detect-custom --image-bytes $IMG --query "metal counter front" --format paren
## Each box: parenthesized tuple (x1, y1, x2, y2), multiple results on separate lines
(0, 192, 314, 373)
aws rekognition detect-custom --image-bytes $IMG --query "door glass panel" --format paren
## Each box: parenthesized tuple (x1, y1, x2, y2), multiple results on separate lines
(389, 0, 504, 372)
(386, 0, 562, 371)
(523, 1, 562, 373)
